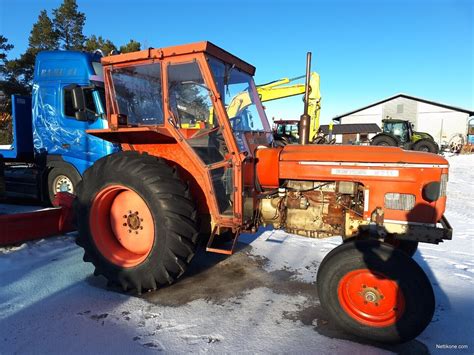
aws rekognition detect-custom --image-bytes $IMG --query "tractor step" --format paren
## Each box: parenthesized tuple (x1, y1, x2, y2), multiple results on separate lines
(206, 227, 240, 255)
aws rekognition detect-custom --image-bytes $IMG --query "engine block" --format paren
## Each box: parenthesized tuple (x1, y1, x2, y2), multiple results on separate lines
(259, 180, 364, 238)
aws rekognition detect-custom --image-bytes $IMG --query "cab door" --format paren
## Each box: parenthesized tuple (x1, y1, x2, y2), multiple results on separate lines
(165, 59, 240, 225)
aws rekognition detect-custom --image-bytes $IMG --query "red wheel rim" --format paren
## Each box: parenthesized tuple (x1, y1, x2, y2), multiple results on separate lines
(338, 269, 405, 327)
(89, 185, 155, 267)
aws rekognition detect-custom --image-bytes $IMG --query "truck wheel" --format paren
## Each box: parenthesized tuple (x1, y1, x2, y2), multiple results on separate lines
(317, 239, 434, 343)
(371, 135, 398, 147)
(47, 165, 81, 204)
(75, 151, 199, 293)
(413, 139, 439, 154)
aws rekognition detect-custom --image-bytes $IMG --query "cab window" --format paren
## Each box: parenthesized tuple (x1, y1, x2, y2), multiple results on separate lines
(168, 61, 229, 165)
(111, 63, 164, 126)
(64, 87, 98, 119)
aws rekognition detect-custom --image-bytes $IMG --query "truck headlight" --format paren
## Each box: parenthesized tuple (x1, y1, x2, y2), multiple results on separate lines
(384, 193, 415, 210)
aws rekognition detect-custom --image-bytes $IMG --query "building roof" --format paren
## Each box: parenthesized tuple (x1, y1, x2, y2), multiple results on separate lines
(320, 123, 381, 135)
(332, 93, 474, 122)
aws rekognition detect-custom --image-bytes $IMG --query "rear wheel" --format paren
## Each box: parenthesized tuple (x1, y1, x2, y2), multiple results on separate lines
(273, 136, 291, 147)
(371, 134, 398, 147)
(312, 136, 327, 144)
(75, 151, 199, 293)
(317, 240, 434, 343)
(413, 139, 439, 154)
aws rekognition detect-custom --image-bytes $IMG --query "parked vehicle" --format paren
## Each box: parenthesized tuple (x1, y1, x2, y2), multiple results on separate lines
(74, 42, 452, 344)
(0, 51, 118, 203)
(371, 118, 439, 153)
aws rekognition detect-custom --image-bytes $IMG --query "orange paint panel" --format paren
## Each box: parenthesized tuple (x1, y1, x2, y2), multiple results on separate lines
(255, 147, 282, 188)
(280, 144, 448, 165)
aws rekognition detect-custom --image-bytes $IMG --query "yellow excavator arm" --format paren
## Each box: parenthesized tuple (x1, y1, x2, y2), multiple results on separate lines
(227, 72, 321, 140)
(183, 72, 321, 135)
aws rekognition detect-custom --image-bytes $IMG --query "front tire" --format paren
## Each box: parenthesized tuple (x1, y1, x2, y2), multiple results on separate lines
(317, 240, 434, 343)
(413, 139, 439, 154)
(75, 151, 199, 293)
(47, 165, 81, 204)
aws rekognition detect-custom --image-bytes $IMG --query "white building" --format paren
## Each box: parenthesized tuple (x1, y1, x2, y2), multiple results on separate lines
(332, 93, 474, 146)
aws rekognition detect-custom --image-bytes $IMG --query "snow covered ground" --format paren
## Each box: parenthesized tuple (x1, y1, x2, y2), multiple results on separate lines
(1, 155, 473, 354)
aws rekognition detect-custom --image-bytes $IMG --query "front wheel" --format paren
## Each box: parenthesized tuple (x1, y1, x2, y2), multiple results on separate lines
(317, 240, 434, 343)
(75, 151, 199, 293)
(47, 165, 81, 204)
(413, 139, 439, 154)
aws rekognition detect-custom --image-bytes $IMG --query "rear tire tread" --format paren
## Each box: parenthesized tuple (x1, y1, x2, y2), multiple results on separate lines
(75, 151, 199, 293)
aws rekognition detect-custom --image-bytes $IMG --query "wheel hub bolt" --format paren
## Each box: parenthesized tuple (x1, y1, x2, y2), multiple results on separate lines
(365, 291, 377, 302)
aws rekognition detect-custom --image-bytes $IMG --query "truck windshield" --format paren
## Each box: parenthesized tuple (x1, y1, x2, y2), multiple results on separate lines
(208, 57, 270, 133)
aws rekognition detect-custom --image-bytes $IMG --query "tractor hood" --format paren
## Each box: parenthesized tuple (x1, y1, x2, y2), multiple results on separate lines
(255, 145, 448, 188)
(279, 145, 447, 164)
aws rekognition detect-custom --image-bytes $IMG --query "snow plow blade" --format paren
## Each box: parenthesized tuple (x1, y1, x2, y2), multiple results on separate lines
(0, 192, 75, 246)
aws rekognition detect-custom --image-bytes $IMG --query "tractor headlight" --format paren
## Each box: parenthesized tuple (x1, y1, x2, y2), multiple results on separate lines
(422, 174, 448, 202)
(384, 193, 416, 210)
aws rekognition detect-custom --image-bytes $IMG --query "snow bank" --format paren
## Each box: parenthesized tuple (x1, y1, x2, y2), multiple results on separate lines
(0, 154, 472, 353)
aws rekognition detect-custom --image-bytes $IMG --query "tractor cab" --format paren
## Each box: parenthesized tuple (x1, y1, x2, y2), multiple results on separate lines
(381, 119, 412, 143)
(88, 42, 272, 231)
(273, 119, 300, 143)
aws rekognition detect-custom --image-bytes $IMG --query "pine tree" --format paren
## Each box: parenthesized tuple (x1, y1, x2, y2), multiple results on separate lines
(5, 10, 59, 87)
(120, 40, 141, 53)
(0, 36, 27, 123)
(84, 35, 117, 55)
(0, 35, 14, 72)
(29, 10, 59, 51)
(52, 0, 86, 50)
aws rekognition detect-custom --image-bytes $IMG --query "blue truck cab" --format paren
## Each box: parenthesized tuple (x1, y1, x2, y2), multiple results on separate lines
(0, 51, 117, 203)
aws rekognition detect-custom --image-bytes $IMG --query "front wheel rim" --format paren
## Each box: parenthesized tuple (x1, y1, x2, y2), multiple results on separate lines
(338, 269, 405, 327)
(89, 185, 155, 267)
(53, 175, 74, 194)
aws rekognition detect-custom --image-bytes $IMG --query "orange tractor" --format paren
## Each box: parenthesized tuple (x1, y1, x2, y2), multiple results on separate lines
(73, 42, 452, 343)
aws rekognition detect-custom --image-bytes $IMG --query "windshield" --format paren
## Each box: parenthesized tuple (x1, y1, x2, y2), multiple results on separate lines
(384, 121, 407, 142)
(208, 57, 270, 133)
(110, 63, 164, 126)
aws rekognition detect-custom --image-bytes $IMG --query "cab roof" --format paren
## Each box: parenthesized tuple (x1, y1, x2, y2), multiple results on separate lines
(101, 41, 256, 76)
(382, 119, 409, 123)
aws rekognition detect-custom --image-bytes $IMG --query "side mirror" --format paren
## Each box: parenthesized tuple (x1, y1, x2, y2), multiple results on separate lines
(75, 111, 88, 121)
(72, 87, 86, 111)
(71, 87, 89, 121)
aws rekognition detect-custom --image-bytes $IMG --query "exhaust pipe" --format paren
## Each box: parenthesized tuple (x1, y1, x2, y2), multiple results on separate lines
(298, 52, 312, 145)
